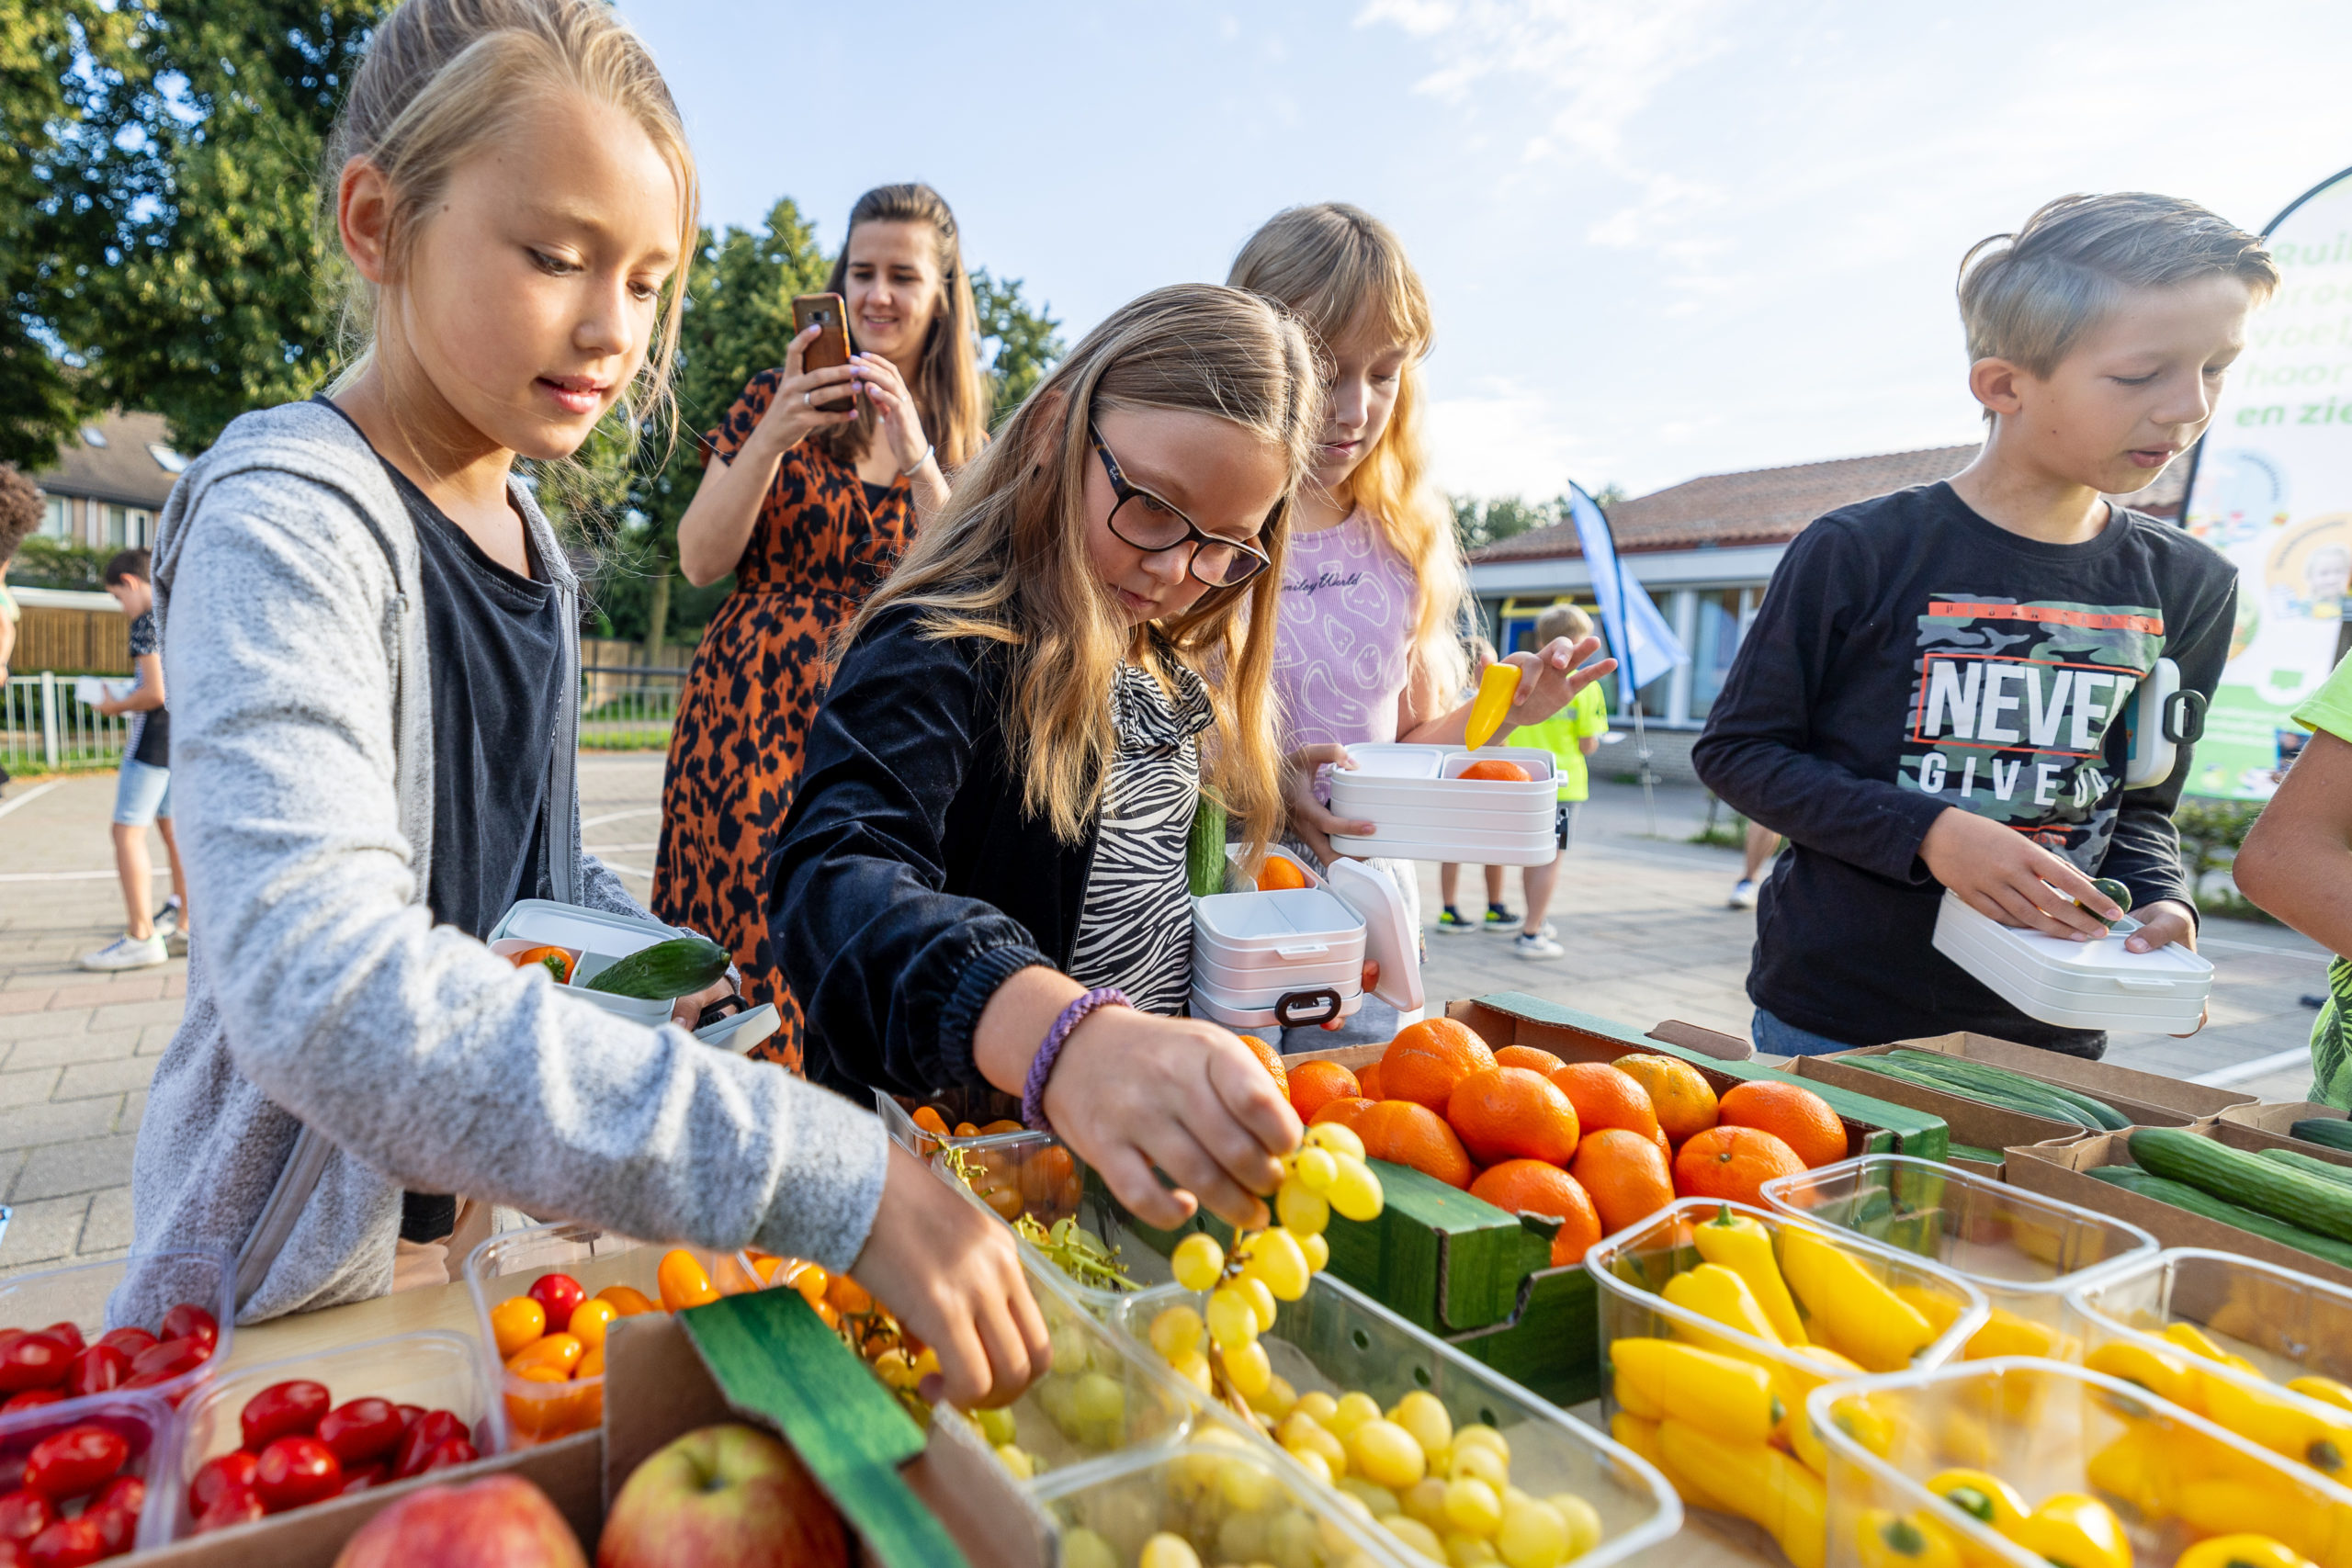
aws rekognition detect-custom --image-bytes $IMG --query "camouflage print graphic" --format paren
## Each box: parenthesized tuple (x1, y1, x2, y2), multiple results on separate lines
(1895, 594, 2165, 873)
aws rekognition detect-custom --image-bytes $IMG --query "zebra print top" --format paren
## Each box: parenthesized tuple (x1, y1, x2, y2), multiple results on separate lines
(1067, 659, 1216, 1015)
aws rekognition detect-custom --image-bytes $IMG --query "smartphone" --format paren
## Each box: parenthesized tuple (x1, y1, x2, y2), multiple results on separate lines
(791, 292, 856, 414)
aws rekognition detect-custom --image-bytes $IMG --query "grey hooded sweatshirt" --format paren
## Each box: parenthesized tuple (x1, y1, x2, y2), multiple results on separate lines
(132, 401, 889, 1322)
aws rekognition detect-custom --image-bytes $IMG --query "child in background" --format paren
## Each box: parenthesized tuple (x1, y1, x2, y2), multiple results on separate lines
(1696, 193, 2267, 1058)
(2234, 649, 2352, 1104)
(1436, 637, 1518, 935)
(133, 0, 1046, 1404)
(82, 549, 190, 971)
(1495, 604, 1611, 961)
(0, 466, 36, 799)
(777, 285, 1315, 1232)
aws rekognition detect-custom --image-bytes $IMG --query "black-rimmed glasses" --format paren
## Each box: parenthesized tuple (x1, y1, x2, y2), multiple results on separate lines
(1091, 424, 1273, 589)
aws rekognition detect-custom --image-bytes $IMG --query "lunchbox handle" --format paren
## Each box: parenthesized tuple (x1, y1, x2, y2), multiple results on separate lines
(2113, 976, 2177, 992)
(1273, 942, 1332, 959)
(1273, 988, 1343, 1027)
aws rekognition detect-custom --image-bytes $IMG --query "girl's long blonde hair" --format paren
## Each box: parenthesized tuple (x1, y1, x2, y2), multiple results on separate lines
(1228, 203, 1469, 716)
(321, 0, 699, 446)
(847, 285, 1322, 852)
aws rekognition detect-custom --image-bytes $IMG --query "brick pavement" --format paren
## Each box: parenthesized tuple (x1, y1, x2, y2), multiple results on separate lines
(0, 756, 2335, 1280)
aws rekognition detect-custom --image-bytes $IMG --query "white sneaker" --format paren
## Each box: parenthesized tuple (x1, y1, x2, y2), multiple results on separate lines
(1728, 879, 1758, 910)
(80, 933, 168, 972)
(1512, 931, 1564, 960)
(153, 899, 187, 953)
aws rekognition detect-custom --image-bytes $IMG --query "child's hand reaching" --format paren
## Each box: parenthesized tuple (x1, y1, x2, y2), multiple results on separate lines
(1503, 636, 1615, 727)
(1283, 743, 1374, 864)
(848, 1141, 1053, 1409)
(1919, 807, 2121, 940)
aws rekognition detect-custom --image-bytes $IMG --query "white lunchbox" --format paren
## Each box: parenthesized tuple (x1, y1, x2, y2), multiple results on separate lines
(1326, 743, 1559, 865)
(487, 898, 779, 1054)
(1930, 890, 2214, 1034)
(1190, 857, 1423, 1030)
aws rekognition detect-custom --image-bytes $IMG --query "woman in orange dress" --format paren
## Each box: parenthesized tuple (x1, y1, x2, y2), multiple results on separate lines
(657, 184, 990, 1070)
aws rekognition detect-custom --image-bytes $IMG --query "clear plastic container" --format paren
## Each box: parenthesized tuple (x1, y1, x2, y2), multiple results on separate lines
(874, 1092, 1091, 1234)
(0, 1248, 234, 1418)
(141, 1329, 498, 1549)
(462, 1224, 764, 1446)
(1031, 1436, 1415, 1568)
(2069, 1247, 2352, 1485)
(1810, 1356, 2352, 1568)
(1761, 1155, 2157, 1360)
(1113, 1269, 1681, 1568)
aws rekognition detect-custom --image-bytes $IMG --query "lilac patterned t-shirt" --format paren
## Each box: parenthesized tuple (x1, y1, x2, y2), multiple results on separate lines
(1272, 511, 1419, 750)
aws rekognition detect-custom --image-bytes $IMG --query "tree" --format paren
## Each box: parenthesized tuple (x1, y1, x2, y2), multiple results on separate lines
(970, 268, 1064, 429)
(1452, 494, 1560, 555)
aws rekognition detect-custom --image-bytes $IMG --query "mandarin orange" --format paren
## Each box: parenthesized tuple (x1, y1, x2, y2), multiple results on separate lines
(1356, 1062, 1385, 1100)
(1258, 855, 1310, 891)
(1445, 1066, 1580, 1167)
(1458, 760, 1532, 782)
(1380, 1018, 1498, 1113)
(1613, 1053, 1719, 1146)
(1672, 1125, 1806, 1208)
(1468, 1160, 1604, 1266)
(1356, 1099, 1475, 1189)
(1240, 1033, 1289, 1100)
(1548, 1062, 1662, 1143)
(1287, 1059, 1363, 1123)
(1716, 1080, 1849, 1169)
(1307, 1096, 1377, 1134)
(1569, 1128, 1677, 1235)
(1494, 1045, 1567, 1075)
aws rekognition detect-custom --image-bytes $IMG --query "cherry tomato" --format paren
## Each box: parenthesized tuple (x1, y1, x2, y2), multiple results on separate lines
(504, 1334, 582, 1379)
(394, 1404, 424, 1430)
(128, 1337, 205, 1382)
(315, 1398, 403, 1466)
(489, 1297, 545, 1359)
(418, 1438, 477, 1474)
(64, 1348, 127, 1401)
(91, 1330, 152, 1361)
(0, 1494, 52, 1544)
(254, 1436, 341, 1513)
(85, 1478, 139, 1556)
(88, 1475, 140, 1518)
(238, 1381, 328, 1453)
(594, 1285, 656, 1317)
(390, 1411, 469, 1480)
(0, 1338, 73, 1395)
(334, 1461, 388, 1496)
(526, 1274, 585, 1335)
(191, 1483, 265, 1535)
(22, 1427, 128, 1500)
(24, 1517, 102, 1568)
(160, 1304, 218, 1355)
(566, 1298, 617, 1352)
(659, 1250, 718, 1314)
(0, 1395, 62, 1418)
(30, 1332, 78, 1362)
(186, 1451, 257, 1517)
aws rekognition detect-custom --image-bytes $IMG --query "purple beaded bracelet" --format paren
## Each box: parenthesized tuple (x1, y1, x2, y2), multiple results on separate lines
(1023, 987, 1130, 1134)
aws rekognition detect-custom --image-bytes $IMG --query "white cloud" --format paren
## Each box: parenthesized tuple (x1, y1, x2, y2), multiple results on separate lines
(1422, 385, 1610, 499)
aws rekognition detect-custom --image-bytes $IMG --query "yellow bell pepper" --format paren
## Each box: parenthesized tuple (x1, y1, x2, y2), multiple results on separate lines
(1964, 1306, 2063, 1362)
(1611, 1337, 1783, 1446)
(1694, 1204, 1809, 1346)
(1779, 1224, 1935, 1371)
(2004, 1493, 2131, 1568)
(1925, 1470, 2028, 1535)
(1666, 1262, 1784, 1348)
(1657, 1417, 1826, 1568)
(2175, 1535, 2320, 1568)
(1826, 1391, 1900, 1460)
(2201, 1371, 2352, 1477)
(1463, 660, 1522, 750)
(1858, 1509, 1962, 1568)
(2086, 1424, 2177, 1517)
(2086, 1338, 2203, 1414)
(2167, 1321, 2262, 1376)
(2290, 1375, 2352, 1416)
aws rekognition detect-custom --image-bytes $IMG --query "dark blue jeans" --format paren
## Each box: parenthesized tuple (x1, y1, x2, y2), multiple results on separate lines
(1749, 1008, 1861, 1058)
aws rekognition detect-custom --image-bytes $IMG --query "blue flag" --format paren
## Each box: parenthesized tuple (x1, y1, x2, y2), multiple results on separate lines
(1565, 481, 1688, 695)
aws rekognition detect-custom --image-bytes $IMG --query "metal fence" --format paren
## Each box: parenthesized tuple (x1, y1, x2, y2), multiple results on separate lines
(2, 674, 130, 773)
(579, 664, 686, 748)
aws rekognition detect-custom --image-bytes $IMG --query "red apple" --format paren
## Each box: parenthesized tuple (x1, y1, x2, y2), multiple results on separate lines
(595, 1424, 846, 1568)
(332, 1474, 584, 1568)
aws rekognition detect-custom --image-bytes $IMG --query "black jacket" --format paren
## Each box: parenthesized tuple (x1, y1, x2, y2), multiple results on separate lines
(773, 603, 1101, 1096)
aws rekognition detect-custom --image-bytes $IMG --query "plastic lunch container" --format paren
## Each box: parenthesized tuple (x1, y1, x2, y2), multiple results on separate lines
(462, 1224, 765, 1446)
(1809, 1356, 2352, 1568)
(873, 1094, 1090, 1234)
(1328, 744, 1559, 865)
(1191, 857, 1424, 1031)
(1761, 1155, 2158, 1360)
(0, 1249, 235, 1419)
(2068, 1247, 2352, 1484)
(1931, 890, 2214, 1033)
(486, 897, 779, 1054)
(142, 1329, 500, 1548)
(0, 1392, 173, 1545)
(1111, 1269, 1683, 1568)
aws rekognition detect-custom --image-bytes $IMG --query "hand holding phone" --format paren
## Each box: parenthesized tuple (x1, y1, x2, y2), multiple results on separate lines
(791, 293, 857, 414)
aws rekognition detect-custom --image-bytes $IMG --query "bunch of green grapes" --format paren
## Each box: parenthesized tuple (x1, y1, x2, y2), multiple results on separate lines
(1057, 1427, 1382, 1568)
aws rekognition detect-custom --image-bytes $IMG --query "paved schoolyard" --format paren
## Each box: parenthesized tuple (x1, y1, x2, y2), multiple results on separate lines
(0, 757, 2334, 1279)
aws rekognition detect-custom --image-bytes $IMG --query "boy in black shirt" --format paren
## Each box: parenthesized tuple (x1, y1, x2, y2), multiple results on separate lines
(1694, 193, 2276, 1057)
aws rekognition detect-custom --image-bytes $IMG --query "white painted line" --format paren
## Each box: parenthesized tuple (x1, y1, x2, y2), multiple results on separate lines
(2199, 936, 2334, 962)
(581, 807, 659, 829)
(0, 781, 65, 824)
(2191, 1045, 2315, 1086)
(0, 868, 168, 883)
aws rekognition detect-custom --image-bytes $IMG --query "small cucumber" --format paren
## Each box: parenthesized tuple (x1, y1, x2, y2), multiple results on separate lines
(584, 936, 732, 1000)
(2256, 1147, 2352, 1190)
(2091, 876, 2133, 913)
(2131, 1127, 2352, 1244)
(1947, 1144, 2003, 1165)
(2089, 1164, 2352, 1270)
(2293, 1118, 2352, 1154)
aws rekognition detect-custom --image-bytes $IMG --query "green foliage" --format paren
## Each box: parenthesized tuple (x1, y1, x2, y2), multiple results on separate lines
(8, 536, 109, 590)
(971, 268, 1064, 429)
(1452, 494, 1560, 554)
(2175, 795, 2275, 923)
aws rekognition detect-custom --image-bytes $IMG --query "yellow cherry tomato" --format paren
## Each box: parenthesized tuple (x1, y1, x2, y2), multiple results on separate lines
(577, 1343, 606, 1381)
(794, 1264, 831, 1310)
(660, 1248, 721, 1313)
(490, 1296, 548, 1359)
(596, 1284, 658, 1317)
(567, 1297, 619, 1351)
(827, 1273, 874, 1315)
(508, 1331, 584, 1377)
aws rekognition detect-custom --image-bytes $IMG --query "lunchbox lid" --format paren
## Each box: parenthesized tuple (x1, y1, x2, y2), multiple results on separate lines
(1326, 857, 1423, 1012)
(1932, 890, 2215, 987)
(491, 899, 773, 1052)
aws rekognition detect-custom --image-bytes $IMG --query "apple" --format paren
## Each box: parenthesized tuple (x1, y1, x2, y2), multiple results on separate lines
(332, 1474, 585, 1568)
(596, 1424, 847, 1568)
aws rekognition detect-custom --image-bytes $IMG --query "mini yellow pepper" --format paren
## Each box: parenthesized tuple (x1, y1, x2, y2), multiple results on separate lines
(1665, 1262, 1783, 1348)
(1657, 1417, 1826, 1568)
(2199, 1371, 2352, 1476)
(1693, 1204, 1808, 1346)
(2289, 1374, 2352, 1416)
(2085, 1338, 2202, 1414)
(1463, 661, 1522, 750)
(1778, 1224, 1934, 1371)
(1857, 1510, 1962, 1568)
(2003, 1493, 2131, 1568)
(1611, 1337, 1783, 1446)
(1924, 1470, 2028, 1535)
(2166, 1321, 2261, 1376)
(2174, 1534, 2320, 1568)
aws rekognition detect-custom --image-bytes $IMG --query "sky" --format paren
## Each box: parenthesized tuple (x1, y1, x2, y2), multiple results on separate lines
(618, 0, 2352, 502)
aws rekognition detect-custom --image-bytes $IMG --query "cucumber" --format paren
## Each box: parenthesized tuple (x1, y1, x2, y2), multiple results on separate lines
(2088, 1165, 2352, 1270)
(2256, 1148, 2352, 1190)
(1832, 1058, 2095, 1127)
(584, 936, 733, 1000)
(1186, 795, 1227, 898)
(2131, 1127, 2352, 1244)
(2090, 877, 2133, 913)
(1947, 1144, 2003, 1165)
(2293, 1119, 2352, 1154)
(1883, 1051, 2130, 1131)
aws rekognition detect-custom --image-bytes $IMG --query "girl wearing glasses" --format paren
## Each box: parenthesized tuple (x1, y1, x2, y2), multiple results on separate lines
(772, 284, 1313, 1234)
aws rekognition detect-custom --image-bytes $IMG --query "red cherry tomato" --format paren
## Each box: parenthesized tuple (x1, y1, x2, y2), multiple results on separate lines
(159, 1304, 218, 1355)
(254, 1436, 341, 1513)
(63, 1348, 128, 1401)
(334, 1461, 388, 1496)
(395, 1404, 424, 1429)
(191, 1483, 265, 1535)
(21, 1427, 128, 1500)
(31, 1332, 79, 1361)
(91, 1330, 153, 1361)
(24, 1517, 103, 1568)
(237, 1381, 328, 1453)
(526, 1273, 586, 1336)
(85, 1478, 138, 1558)
(418, 1437, 478, 1475)
(315, 1398, 403, 1467)
(0, 1338, 73, 1395)
(128, 1337, 204, 1383)
(0, 1394, 62, 1418)
(185, 1451, 256, 1517)
(90, 1474, 140, 1517)
(0, 1493, 51, 1543)
(390, 1410, 469, 1480)
(0, 1542, 21, 1568)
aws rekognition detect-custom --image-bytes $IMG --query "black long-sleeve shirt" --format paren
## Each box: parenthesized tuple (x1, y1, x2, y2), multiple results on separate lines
(1691, 481, 2238, 1057)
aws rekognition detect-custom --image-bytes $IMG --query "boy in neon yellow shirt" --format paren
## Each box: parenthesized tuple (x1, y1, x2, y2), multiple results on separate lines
(2237, 649, 2352, 1104)
(1499, 604, 1612, 960)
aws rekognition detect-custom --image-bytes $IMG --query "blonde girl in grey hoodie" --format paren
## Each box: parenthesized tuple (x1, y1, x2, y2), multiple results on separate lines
(131, 0, 1049, 1407)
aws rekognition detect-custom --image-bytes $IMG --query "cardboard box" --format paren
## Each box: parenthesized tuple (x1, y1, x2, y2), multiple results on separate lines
(1873, 1032, 2256, 1123)
(1785, 1054, 2086, 1175)
(2006, 1131, 2352, 1293)
(2220, 1100, 2351, 1150)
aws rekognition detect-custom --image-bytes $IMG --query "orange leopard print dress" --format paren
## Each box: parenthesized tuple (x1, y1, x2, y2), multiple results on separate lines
(656, 369, 916, 1072)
